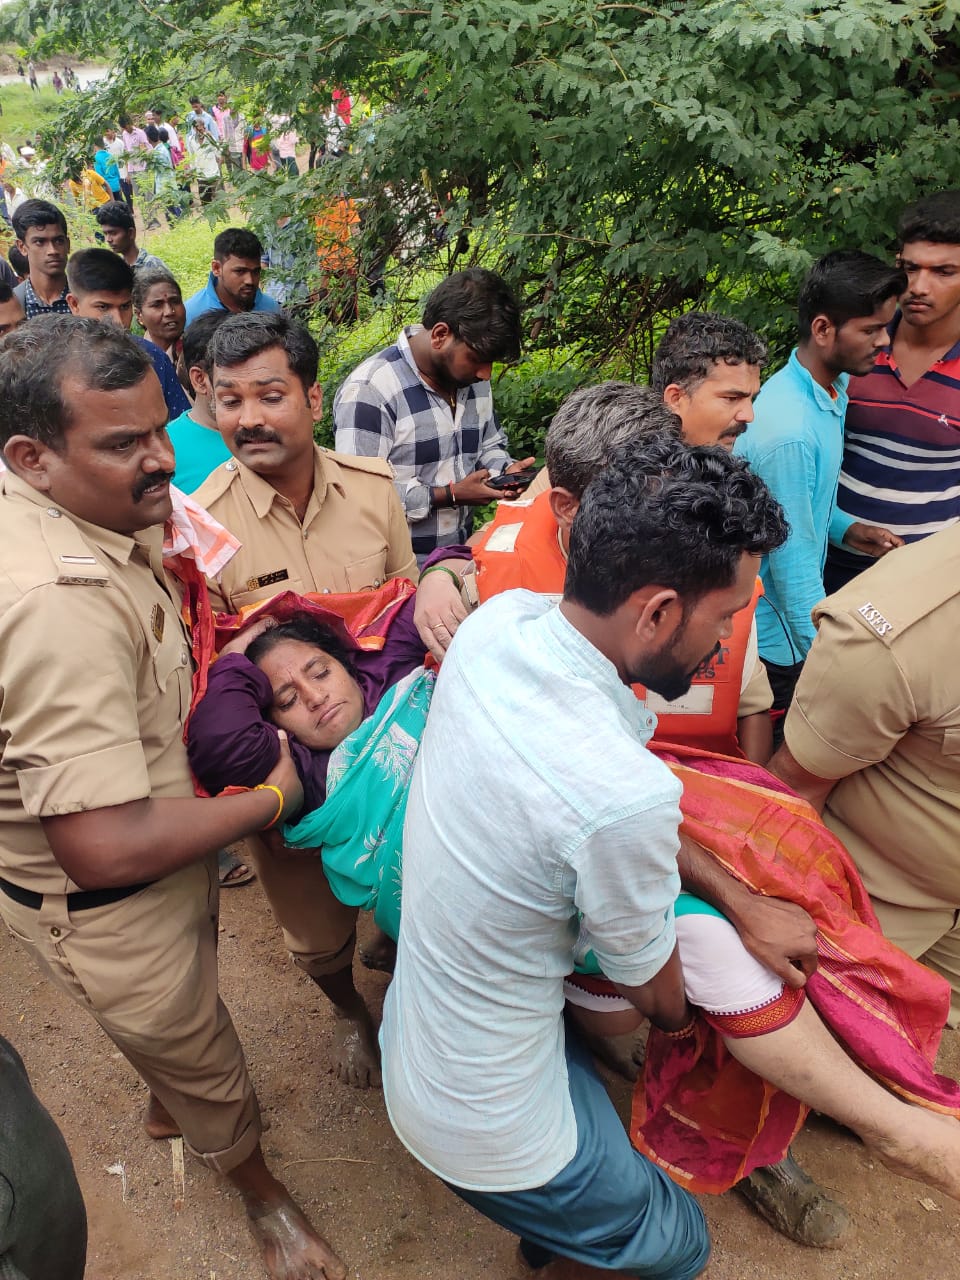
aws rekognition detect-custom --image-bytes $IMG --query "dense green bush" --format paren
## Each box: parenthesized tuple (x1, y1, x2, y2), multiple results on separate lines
(492, 354, 590, 464)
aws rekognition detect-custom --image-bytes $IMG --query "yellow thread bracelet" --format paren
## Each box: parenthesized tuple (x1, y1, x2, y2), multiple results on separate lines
(254, 783, 284, 829)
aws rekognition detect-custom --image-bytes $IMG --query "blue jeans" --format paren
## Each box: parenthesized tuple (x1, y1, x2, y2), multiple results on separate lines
(448, 1036, 710, 1278)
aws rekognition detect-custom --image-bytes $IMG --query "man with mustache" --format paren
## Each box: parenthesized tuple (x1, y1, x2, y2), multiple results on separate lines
(0, 316, 346, 1280)
(826, 191, 960, 591)
(736, 251, 905, 738)
(523, 310, 768, 517)
(194, 311, 418, 1089)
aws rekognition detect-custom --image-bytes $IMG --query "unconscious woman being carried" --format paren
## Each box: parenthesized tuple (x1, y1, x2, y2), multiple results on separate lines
(187, 587, 960, 1210)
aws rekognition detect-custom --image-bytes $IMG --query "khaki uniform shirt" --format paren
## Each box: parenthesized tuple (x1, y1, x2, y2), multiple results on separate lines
(785, 524, 960, 910)
(0, 475, 194, 894)
(193, 445, 419, 613)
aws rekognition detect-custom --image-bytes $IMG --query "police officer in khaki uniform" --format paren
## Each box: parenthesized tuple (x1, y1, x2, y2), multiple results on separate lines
(192, 312, 419, 1090)
(772, 523, 960, 1025)
(0, 316, 345, 1280)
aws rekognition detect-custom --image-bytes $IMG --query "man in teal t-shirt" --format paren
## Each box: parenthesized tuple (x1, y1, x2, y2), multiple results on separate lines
(168, 310, 232, 493)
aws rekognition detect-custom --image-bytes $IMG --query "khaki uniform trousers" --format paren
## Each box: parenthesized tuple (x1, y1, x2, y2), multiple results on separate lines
(247, 835, 359, 978)
(871, 897, 960, 1028)
(0, 857, 260, 1173)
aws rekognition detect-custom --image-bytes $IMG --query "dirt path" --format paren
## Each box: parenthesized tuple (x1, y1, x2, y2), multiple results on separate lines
(2, 882, 958, 1280)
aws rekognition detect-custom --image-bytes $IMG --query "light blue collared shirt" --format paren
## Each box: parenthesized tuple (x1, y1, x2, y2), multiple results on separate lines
(382, 590, 682, 1192)
(184, 272, 283, 327)
(737, 349, 849, 665)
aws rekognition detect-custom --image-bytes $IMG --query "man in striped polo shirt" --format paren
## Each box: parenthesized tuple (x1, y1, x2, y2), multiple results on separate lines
(826, 191, 960, 591)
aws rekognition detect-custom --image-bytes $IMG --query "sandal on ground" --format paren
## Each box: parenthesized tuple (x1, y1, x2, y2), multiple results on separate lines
(217, 846, 256, 888)
(736, 1150, 850, 1248)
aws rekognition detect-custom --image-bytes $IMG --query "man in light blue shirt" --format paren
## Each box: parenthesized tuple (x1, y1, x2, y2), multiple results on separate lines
(382, 435, 788, 1278)
(186, 96, 220, 141)
(184, 227, 283, 326)
(736, 251, 905, 733)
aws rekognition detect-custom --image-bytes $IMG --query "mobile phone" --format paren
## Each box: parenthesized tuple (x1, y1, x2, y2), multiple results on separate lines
(487, 469, 539, 492)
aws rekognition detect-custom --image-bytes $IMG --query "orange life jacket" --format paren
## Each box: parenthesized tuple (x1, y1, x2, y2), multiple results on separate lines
(473, 492, 760, 756)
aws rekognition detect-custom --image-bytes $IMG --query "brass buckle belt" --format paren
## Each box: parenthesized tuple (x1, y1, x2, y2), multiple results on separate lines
(0, 874, 156, 912)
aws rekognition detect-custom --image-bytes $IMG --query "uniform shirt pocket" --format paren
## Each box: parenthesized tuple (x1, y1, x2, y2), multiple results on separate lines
(345, 552, 388, 593)
(151, 619, 192, 720)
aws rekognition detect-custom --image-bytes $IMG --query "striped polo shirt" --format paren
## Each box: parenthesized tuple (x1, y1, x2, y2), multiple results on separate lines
(835, 314, 960, 544)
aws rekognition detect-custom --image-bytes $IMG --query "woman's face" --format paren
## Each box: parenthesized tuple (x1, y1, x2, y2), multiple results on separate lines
(136, 280, 185, 346)
(256, 639, 364, 750)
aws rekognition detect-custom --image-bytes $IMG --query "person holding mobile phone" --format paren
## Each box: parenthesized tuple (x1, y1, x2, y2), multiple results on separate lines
(333, 268, 536, 564)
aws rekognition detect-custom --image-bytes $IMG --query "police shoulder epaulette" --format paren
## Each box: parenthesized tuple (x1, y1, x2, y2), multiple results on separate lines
(192, 458, 241, 506)
(40, 507, 110, 587)
(322, 448, 394, 480)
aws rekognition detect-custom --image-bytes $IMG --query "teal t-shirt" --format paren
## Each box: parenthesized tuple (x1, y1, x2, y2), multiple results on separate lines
(167, 411, 233, 494)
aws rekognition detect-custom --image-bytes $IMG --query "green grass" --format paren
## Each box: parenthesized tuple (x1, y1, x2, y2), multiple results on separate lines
(0, 79, 66, 149)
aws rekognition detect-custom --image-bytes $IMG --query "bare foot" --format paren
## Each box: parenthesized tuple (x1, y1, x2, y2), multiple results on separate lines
(144, 1093, 181, 1140)
(332, 1013, 381, 1089)
(249, 1201, 346, 1280)
(874, 1109, 960, 1202)
(577, 1027, 646, 1082)
(359, 927, 397, 974)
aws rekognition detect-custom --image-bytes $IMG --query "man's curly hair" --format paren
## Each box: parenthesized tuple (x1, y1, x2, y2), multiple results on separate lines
(565, 433, 788, 615)
(651, 311, 767, 395)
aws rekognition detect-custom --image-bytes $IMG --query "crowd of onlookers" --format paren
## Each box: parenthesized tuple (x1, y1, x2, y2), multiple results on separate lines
(0, 84, 353, 225)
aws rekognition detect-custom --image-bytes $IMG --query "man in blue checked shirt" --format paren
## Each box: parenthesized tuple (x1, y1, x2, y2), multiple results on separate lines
(333, 268, 535, 561)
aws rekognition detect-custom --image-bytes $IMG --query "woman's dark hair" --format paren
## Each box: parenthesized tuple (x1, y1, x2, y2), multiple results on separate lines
(565, 434, 788, 616)
(246, 616, 357, 676)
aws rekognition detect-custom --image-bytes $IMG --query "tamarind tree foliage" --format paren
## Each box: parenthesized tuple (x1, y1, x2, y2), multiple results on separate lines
(9, 0, 960, 373)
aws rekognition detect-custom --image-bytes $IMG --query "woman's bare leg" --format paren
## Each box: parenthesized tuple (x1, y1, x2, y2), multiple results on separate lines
(725, 999, 960, 1201)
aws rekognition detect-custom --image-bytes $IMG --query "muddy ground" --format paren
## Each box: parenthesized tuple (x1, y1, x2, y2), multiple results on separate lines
(2, 880, 958, 1280)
